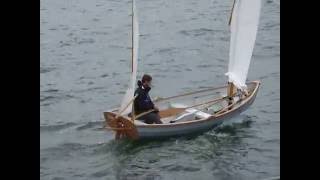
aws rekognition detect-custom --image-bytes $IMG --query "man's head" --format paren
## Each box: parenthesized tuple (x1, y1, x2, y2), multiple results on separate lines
(141, 74, 152, 88)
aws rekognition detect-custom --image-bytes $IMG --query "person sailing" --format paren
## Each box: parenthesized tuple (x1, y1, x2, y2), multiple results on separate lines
(133, 74, 163, 124)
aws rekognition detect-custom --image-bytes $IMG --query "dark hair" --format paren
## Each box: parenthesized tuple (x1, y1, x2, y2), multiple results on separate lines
(141, 74, 152, 83)
(137, 80, 142, 87)
(137, 74, 152, 87)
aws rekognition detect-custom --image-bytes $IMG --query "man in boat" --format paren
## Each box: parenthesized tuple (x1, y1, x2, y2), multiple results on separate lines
(133, 74, 163, 124)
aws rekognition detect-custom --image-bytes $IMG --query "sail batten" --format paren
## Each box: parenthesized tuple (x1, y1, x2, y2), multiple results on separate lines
(119, 0, 139, 115)
(226, 0, 261, 90)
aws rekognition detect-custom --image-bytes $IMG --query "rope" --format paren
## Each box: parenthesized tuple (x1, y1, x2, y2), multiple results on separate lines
(154, 85, 227, 102)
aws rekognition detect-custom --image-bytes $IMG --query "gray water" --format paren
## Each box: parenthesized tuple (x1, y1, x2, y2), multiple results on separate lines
(40, 0, 280, 179)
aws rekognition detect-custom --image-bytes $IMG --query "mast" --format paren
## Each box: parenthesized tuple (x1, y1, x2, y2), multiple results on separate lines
(131, 0, 134, 73)
(228, 0, 236, 26)
(118, 0, 139, 116)
(227, 0, 236, 99)
(131, 0, 135, 120)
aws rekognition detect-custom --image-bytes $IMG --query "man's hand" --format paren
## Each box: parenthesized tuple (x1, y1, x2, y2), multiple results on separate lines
(154, 106, 159, 112)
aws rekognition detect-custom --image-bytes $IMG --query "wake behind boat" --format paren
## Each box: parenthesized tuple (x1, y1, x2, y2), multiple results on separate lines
(104, 0, 262, 140)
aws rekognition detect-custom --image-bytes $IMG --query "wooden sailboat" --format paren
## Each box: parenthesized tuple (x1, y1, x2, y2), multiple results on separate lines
(104, 0, 262, 140)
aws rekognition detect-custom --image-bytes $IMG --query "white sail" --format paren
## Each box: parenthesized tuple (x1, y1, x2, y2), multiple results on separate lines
(225, 0, 261, 90)
(119, 0, 139, 115)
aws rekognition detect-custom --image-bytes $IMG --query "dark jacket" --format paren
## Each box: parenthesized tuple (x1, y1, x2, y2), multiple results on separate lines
(134, 81, 155, 115)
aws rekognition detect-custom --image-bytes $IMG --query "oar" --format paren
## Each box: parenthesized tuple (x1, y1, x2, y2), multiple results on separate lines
(134, 96, 228, 120)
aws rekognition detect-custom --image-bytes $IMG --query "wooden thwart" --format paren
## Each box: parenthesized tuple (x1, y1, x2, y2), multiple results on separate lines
(158, 108, 185, 118)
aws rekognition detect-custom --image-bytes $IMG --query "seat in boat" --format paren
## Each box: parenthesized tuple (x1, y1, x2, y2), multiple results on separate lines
(134, 116, 174, 125)
(168, 103, 212, 123)
(133, 102, 213, 125)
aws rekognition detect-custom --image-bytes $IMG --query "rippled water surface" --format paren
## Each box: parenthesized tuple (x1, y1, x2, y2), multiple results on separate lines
(40, 0, 280, 179)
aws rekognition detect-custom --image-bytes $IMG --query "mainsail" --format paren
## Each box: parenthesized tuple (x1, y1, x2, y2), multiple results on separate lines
(225, 0, 261, 90)
(119, 0, 139, 115)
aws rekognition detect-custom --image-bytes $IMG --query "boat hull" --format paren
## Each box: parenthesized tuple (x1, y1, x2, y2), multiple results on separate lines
(104, 81, 260, 140)
(136, 82, 259, 139)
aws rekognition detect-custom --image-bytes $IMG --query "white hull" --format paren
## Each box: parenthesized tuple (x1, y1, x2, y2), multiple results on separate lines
(136, 82, 259, 139)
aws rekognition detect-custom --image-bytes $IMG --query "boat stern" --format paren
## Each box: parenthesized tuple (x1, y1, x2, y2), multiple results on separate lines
(103, 111, 139, 140)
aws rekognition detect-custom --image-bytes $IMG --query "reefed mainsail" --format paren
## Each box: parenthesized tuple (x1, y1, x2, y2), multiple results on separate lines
(119, 0, 139, 115)
(225, 0, 261, 90)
